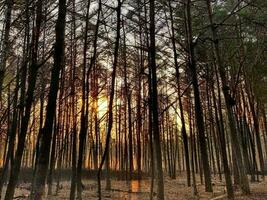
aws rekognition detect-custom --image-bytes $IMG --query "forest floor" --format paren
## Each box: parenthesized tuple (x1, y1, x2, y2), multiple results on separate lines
(2, 173, 267, 199)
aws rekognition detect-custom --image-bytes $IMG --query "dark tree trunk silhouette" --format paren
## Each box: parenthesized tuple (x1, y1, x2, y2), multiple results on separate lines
(97, 1, 121, 199)
(149, 0, 165, 199)
(30, 0, 67, 198)
(70, 0, 78, 198)
(168, 0, 191, 184)
(205, 0, 250, 194)
(4, 1, 43, 199)
(184, 0, 213, 192)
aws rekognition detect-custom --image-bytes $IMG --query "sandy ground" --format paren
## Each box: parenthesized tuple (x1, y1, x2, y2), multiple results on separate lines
(2, 174, 267, 199)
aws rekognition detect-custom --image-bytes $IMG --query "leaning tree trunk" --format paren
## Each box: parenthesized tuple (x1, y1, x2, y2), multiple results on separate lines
(30, 0, 67, 199)
(0, 65, 19, 199)
(76, 0, 90, 198)
(245, 78, 265, 179)
(210, 71, 234, 199)
(184, 0, 213, 192)
(205, 0, 250, 194)
(4, 1, 43, 199)
(168, 0, 191, 185)
(76, 0, 101, 198)
(97, 1, 121, 199)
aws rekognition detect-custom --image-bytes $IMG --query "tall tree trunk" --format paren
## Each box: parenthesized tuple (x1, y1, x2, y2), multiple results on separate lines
(30, 0, 67, 198)
(4, 1, 43, 199)
(70, 0, 78, 198)
(245, 80, 265, 179)
(168, 0, 190, 185)
(149, 0, 165, 199)
(211, 69, 234, 199)
(184, 0, 213, 192)
(188, 94, 198, 195)
(122, 20, 134, 179)
(97, 1, 121, 198)
(0, 65, 19, 198)
(76, 0, 90, 198)
(205, 0, 250, 194)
